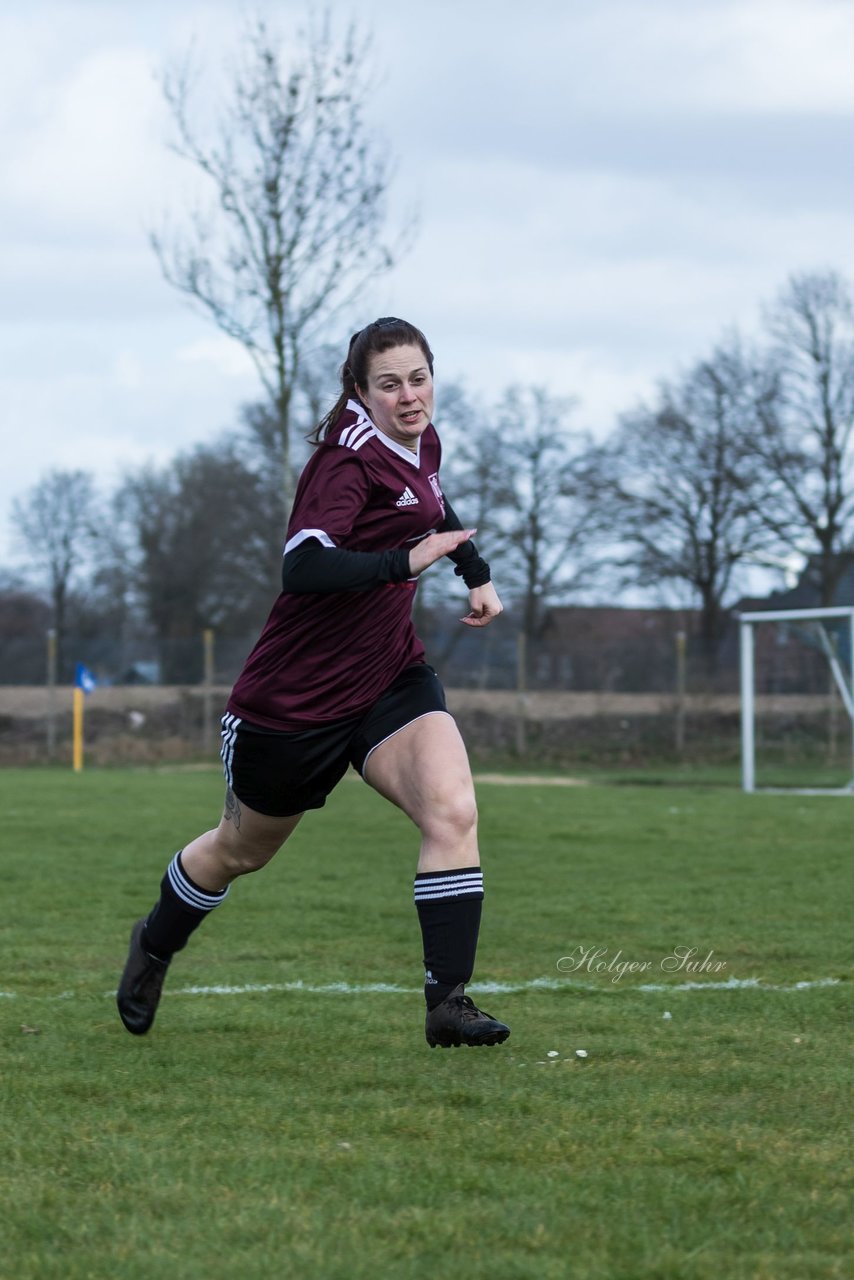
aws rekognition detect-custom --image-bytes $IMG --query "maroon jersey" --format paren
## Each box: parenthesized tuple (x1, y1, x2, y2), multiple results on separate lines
(227, 400, 447, 729)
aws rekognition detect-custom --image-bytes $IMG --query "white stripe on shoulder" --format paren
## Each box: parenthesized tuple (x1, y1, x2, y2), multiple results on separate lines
(284, 528, 337, 555)
(340, 422, 376, 451)
(339, 400, 378, 452)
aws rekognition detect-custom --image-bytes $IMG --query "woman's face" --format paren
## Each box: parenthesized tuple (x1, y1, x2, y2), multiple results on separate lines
(357, 343, 434, 450)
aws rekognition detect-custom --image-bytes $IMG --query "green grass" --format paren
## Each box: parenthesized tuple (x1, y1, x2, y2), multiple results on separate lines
(1, 768, 852, 1280)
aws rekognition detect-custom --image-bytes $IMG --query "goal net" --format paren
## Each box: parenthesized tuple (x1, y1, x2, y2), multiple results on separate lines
(739, 607, 854, 794)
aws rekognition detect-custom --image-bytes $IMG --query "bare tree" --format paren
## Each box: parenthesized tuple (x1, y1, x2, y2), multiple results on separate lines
(85, 495, 154, 679)
(238, 397, 307, 586)
(297, 340, 346, 440)
(754, 270, 854, 605)
(422, 384, 596, 680)
(437, 382, 516, 551)
(239, 340, 341, 496)
(413, 381, 516, 620)
(583, 342, 770, 667)
(11, 470, 98, 675)
(496, 386, 596, 669)
(0, 571, 52, 684)
(397, 382, 518, 676)
(152, 12, 404, 520)
(119, 442, 280, 682)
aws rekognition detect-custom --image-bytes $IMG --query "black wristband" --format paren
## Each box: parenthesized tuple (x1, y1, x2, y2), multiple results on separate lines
(453, 557, 491, 589)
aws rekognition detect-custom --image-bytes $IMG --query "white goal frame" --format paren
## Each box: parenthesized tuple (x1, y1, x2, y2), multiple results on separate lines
(738, 606, 854, 794)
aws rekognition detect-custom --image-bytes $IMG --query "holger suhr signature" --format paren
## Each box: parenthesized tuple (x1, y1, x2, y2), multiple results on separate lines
(556, 945, 728, 983)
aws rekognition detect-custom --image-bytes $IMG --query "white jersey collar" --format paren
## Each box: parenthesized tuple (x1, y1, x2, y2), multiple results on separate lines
(346, 398, 422, 467)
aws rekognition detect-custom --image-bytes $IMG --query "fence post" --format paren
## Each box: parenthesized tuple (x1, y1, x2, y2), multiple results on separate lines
(46, 629, 57, 759)
(675, 630, 686, 756)
(515, 631, 527, 758)
(72, 687, 84, 773)
(202, 629, 215, 752)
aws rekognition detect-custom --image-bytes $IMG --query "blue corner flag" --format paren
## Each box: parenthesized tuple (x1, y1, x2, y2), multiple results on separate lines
(75, 663, 97, 694)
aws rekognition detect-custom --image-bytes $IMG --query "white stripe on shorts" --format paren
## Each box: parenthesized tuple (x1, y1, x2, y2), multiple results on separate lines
(219, 713, 241, 790)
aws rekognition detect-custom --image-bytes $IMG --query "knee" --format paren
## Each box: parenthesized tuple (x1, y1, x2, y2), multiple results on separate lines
(422, 784, 478, 845)
(215, 827, 282, 878)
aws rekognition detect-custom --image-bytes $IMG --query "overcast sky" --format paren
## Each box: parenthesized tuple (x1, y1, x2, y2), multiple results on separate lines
(3, 0, 854, 567)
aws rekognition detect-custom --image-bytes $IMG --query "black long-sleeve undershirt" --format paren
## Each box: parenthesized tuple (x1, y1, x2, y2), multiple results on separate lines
(281, 541, 411, 593)
(280, 497, 491, 595)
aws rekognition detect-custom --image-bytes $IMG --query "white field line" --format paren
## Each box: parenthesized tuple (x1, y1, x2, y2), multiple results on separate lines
(170, 976, 843, 997)
(0, 976, 842, 1002)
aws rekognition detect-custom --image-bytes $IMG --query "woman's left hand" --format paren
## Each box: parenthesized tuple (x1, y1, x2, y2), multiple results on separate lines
(460, 582, 503, 628)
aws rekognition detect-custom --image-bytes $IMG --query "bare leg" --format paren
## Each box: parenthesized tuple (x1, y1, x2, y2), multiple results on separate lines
(364, 711, 508, 1045)
(363, 712, 479, 871)
(180, 788, 304, 891)
(118, 793, 305, 1036)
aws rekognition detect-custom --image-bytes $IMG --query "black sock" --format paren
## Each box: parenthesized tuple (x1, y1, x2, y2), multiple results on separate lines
(142, 851, 229, 961)
(414, 867, 484, 1009)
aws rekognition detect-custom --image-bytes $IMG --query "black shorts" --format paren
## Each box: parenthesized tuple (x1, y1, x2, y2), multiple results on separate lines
(219, 663, 449, 817)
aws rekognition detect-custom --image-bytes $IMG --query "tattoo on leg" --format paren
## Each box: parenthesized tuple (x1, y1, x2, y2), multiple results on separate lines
(224, 787, 242, 830)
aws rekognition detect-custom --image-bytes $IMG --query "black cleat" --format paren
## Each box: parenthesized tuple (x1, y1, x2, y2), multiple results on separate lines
(425, 984, 510, 1048)
(117, 919, 170, 1035)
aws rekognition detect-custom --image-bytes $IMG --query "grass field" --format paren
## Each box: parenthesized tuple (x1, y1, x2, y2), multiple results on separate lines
(1, 767, 851, 1280)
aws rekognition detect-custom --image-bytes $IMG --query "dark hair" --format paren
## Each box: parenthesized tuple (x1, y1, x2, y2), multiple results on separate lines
(309, 317, 434, 443)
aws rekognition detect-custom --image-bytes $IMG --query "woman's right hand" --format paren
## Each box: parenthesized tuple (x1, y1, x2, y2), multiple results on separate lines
(408, 529, 476, 576)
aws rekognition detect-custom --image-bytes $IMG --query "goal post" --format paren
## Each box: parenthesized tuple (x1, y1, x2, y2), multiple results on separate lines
(738, 606, 854, 794)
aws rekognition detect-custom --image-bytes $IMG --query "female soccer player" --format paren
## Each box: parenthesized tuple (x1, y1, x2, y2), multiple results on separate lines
(117, 317, 510, 1049)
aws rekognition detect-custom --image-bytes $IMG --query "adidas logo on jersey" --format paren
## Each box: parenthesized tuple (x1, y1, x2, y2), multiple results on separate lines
(395, 487, 419, 507)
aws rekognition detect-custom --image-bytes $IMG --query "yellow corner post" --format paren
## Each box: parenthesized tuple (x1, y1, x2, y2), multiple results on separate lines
(73, 686, 84, 773)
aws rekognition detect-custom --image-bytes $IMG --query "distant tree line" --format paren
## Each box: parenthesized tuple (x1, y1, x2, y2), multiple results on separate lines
(5, 266, 854, 687)
(5, 19, 854, 688)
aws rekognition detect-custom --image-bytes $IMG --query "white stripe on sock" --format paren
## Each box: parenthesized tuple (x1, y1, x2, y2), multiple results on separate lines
(167, 853, 228, 912)
(414, 871, 484, 901)
(414, 873, 483, 887)
(414, 887, 484, 900)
